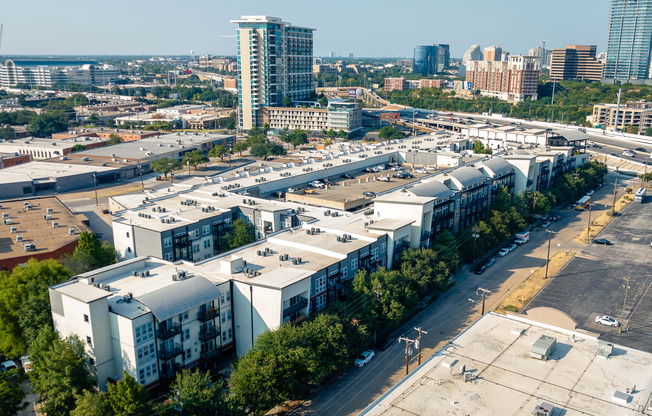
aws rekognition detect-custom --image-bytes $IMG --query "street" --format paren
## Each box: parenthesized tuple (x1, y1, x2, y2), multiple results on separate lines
(288, 173, 636, 416)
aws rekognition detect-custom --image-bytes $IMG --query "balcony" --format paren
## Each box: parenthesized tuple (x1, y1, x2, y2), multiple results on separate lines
(199, 328, 220, 342)
(156, 323, 180, 340)
(197, 308, 219, 322)
(158, 343, 182, 360)
(160, 363, 181, 380)
(201, 348, 220, 360)
(283, 297, 308, 318)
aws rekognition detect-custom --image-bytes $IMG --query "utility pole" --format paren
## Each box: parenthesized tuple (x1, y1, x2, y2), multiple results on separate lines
(93, 173, 99, 206)
(544, 230, 556, 279)
(612, 179, 618, 216)
(397, 337, 416, 375)
(613, 88, 622, 132)
(471, 225, 480, 264)
(175, 390, 183, 416)
(477, 288, 491, 315)
(414, 327, 428, 366)
(586, 197, 593, 242)
(137, 164, 144, 191)
(531, 193, 538, 231)
(374, 284, 382, 345)
(620, 276, 630, 334)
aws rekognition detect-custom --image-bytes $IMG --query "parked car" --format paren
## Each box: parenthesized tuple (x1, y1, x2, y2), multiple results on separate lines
(635, 147, 647, 152)
(485, 258, 496, 267)
(322, 179, 334, 186)
(498, 248, 510, 257)
(308, 181, 325, 188)
(586, 190, 594, 196)
(377, 175, 390, 182)
(340, 174, 353, 179)
(363, 191, 376, 198)
(541, 221, 551, 228)
(414, 168, 427, 174)
(0, 360, 17, 372)
(515, 238, 527, 245)
(354, 350, 375, 367)
(393, 172, 413, 179)
(595, 315, 620, 327)
(506, 243, 517, 252)
(391, 166, 403, 171)
(21, 355, 32, 373)
(592, 238, 612, 245)
(425, 166, 436, 171)
(287, 187, 299, 193)
(474, 264, 487, 274)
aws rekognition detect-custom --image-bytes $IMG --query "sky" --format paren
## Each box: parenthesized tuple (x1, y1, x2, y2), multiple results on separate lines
(1, 0, 610, 58)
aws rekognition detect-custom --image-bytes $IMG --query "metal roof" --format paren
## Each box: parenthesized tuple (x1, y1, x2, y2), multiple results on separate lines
(550, 129, 589, 142)
(447, 166, 486, 188)
(410, 180, 455, 199)
(136, 275, 222, 322)
(478, 158, 513, 177)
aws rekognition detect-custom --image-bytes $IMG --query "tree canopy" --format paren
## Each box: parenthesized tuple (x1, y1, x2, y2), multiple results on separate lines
(378, 125, 405, 140)
(209, 144, 230, 161)
(182, 149, 210, 170)
(249, 141, 286, 161)
(0, 370, 26, 416)
(224, 218, 255, 250)
(151, 157, 181, 178)
(60, 232, 116, 275)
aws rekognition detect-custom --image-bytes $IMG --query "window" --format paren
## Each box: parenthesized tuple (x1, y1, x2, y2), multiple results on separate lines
(203, 239, 211, 249)
(341, 267, 347, 279)
(202, 225, 211, 235)
(227, 310, 232, 320)
(381, 242, 387, 254)
(222, 331, 227, 342)
(126, 232, 130, 238)
(226, 290, 231, 302)
(371, 248, 378, 262)
(163, 237, 172, 248)
(86, 336, 92, 346)
(127, 247, 132, 253)
(222, 312, 226, 323)
(315, 294, 327, 311)
(139, 369, 145, 384)
(189, 229, 200, 240)
(256, 217, 262, 226)
(221, 294, 225, 305)
(350, 258, 358, 271)
(227, 328, 232, 339)
(315, 276, 326, 294)
(165, 252, 173, 261)
(180, 312, 188, 321)
(89, 358, 95, 366)
(184, 328, 190, 340)
(185, 348, 191, 360)
(83, 314, 89, 323)
(193, 244, 200, 253)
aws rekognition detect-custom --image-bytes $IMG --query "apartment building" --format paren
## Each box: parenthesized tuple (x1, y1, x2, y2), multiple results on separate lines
(483, 46, 503, 62)
(50, 257, 233, 389)
(257, 101, 362, 136)
(592, 100, 652, 131)
(232, 16, 314, 130)
(465, 55, 540, 102)
(550, 45, 603, 81)
(463, 45, 483, 63)
(0, 59, 119, 88)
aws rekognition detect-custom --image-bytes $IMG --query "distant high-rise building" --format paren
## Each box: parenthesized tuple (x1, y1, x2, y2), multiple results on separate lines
(329, 51, 335, 58)
(348, 53, 354, 59)
(463, 45, 483, 63)
(500, 51, 509, 62)
(413, 44, 449, 76)
(550, 45, 604, 81)
(528, 46, 551, 67)
(483, 46, 503, 61)
(604, 0, 652, 82)
(0, 59, 119, 88)
(466, 55, 540, 102)
(231, 16, 314, 130)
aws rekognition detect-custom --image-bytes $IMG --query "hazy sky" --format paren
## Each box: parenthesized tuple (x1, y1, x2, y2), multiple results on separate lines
(1, 0, 609, 58)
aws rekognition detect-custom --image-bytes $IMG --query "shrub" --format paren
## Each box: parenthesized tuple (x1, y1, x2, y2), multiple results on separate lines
(504, 305, 519, 312)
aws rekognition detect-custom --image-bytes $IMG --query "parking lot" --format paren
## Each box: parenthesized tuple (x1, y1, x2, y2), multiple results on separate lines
(525, 197, 652, 352)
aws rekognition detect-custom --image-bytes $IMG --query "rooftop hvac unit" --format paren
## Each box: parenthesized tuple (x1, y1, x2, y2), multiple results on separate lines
(24, 243, 35, 252)
(52, 221, 58, 228)
(3, 219, 12, 225)
(44, 214, 52, 220)
(69, 228, 75, 235)
(16, 235, 22, 242)
(2, 212, 8, 218)
(46, 207, 53, 214)
(9, 225, 17, 233)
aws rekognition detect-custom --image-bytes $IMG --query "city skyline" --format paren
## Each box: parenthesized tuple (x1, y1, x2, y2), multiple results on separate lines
(2, 0, 609, 57)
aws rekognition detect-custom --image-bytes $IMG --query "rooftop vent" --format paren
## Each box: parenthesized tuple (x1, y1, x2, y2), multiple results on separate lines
(10, 225, 17, 233)
(24, 243, 35, 252)
(16, 235, 22, 242)
(52, 221, 58, 228)
(69, 228, 75, 235)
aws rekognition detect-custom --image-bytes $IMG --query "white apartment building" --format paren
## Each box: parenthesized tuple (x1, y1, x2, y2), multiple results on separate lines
(1, 59, 118, 88)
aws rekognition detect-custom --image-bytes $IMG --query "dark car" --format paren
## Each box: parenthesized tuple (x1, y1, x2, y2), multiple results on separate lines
(474, 264, 487, 274)
(592, 238, 612, 245)
(340, 174, 353, 179)
(635, 147, 647, 152)
(610, 153, 618, 156)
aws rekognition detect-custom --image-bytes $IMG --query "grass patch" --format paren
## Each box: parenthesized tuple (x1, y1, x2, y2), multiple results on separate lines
(497, 251, 576, 313)
(574, 194, 633, 244)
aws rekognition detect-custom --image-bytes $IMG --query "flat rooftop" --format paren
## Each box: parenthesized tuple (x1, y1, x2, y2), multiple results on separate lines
(0, 197, 90, 263)
(0, 161, 117, 184)
(360, 313, 652, 416)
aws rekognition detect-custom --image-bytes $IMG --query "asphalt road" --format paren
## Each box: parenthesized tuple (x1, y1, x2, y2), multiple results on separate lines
(288, 174, 637, 416)
(525, 196, 652, 353)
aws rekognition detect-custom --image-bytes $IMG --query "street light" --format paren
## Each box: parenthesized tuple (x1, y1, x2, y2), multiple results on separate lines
(544, 230, 557, 279)
(137, 164, 144, 191)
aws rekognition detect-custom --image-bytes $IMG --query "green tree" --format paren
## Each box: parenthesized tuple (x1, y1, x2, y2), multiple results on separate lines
(170, 370, 229, 416)
(29, 327, 95, 416)
(60, 232, 116, 274)
(645, 127, 652, 137)
(378, 125, 405, 140)
(0, 127, 16, 141)
(472, 140, 492, 154)
(233, 141, 249, 156)
(326, 129, 336, 138)
(319, 96, 329, 107)
(224, 218, 255, 250)
(642, 172, 652, 181)
(282, 96, 293, 107)
(106, 134, 122, 145)
(106, 373, 150, 416)
(71, 144, 86, 152)
(249, 142, 286, 161)
(0, 259, 71, 357)
(0, 370, 27, 416)
(209, 144, 230, 161)
(151, 157, 181, 178)
(27, 111, 68, 137)
(338, 129, 346, 138)
(182, 149, 210, 170)
(71, 390, 111, 416)
(279, 128, 291, 149)
(290, 129, 308, 149)
(262, 123, 270, 135)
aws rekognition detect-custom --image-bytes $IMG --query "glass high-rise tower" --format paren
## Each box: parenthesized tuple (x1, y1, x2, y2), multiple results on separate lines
(231, 16, 314, 130)
(413, 44, 450, 76)
(604, 0, 652, 81)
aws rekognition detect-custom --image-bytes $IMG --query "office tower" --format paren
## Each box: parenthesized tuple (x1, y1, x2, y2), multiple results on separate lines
(463, 45, 483, 63)
(604, 0, 652, 81)
(329, 52, 335, 58)
(349, 53, 354, 59)
(231, 16, 314, 130)
(550, 45, 604, 81)
(528, 46, 551, 67)
(413, 44, 449, 76)
(483, 46, 503, 61)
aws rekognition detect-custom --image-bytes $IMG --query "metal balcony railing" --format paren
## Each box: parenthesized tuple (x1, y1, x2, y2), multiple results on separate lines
(156, 324, 180, 340)
(197, 308, 219, 322)
(158, 343, 182, 360)
(283, 298, 308, 318)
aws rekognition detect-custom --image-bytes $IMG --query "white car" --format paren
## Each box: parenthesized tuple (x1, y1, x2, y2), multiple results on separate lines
(586, 190, 594, 196)
(308, 181, 325, 188)
(414, 168, 427, 174)
(425, 166, 436, 171)
(287, 187, 299, 193)
(541, 221, 551, 228)
(0, 360, 17, 372)
(595, 315, 620, 327)
(354, 350, 375, 367)
(498, 248, 510, 257)
(506, 243, 517, 252)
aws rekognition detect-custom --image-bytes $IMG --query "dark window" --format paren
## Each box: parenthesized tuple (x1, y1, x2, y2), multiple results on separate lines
(83, 314, 89, 322)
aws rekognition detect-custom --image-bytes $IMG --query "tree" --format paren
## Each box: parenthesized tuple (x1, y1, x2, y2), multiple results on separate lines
(71, 390, 111, 416)
(233, 141, 249, 156)
(151, 157, 181, 178)
(170, 370, 230, 416)
(645, 127, 652, 137)
(0, 127, 16, 141)
(27, 111, 68, 137)
(262, 123, 270, 135)
(249, 142, 286, 161)
(182, 149, 210, 170)
(106, 134, 122, 145)
(60, 232, 116, 274)
(29, 327, 95, 416)
(338, 129, 346, 138)
(642, 172, 652, 181)
(85, 114, 100, 126)
(0, 370, 27, 416)
(224, 218, 255, 250)
(378, 125, 405, 140)
(0, 259, 71, 357)
(209, 144, 230, 162)
(326, 129, 336, 138)
(473, 140, 492, 154)
(319, 96, 329, 107)
(106, 373, 150, 416)
(282, 96, 293, 107)
(279, 128, 291, 149)
(71, 144, 87, 152)
(290, 129, 308, 149)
